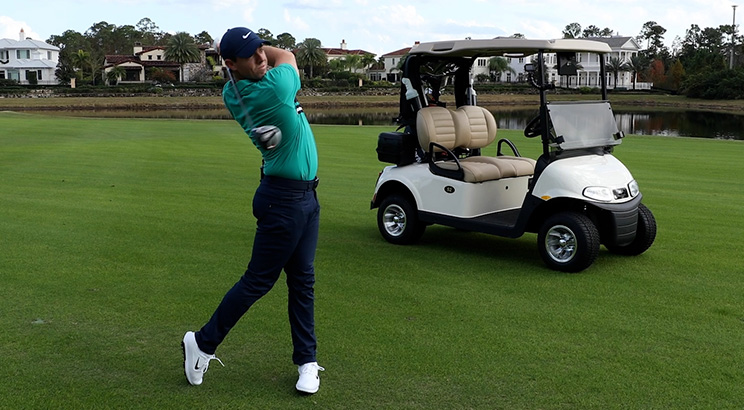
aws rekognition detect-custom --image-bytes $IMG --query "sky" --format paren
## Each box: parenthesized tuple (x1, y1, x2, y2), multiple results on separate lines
(1, 0, 740, 57)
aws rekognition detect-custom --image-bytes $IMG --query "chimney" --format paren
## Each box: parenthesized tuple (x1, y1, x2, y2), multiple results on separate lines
(19, 28, 25, 41)
(341, 39, 347, 50)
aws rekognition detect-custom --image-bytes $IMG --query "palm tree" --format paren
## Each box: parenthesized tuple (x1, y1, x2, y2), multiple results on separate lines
(343, 54, 363, 73)
(360, 53, 376, 70)
(296, 38, 326, 78)
(106, 65, 126, 85)
(606, 56, 630, 89)
(626, 54, 649, 90)
(488, 57, 515, 82)
(164, 32, 200, 82)
(70, 49, 91, 82)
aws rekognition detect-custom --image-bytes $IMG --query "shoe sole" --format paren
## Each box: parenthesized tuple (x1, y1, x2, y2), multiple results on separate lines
(181, 341, 188, 384)
(182, 340, 201, 386)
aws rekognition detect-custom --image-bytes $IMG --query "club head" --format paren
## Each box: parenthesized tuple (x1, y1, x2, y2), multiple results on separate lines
(252, 125, 282, 150)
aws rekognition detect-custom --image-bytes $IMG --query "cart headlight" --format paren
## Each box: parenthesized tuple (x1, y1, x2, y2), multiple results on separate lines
(628, 180, 639, 197)
(583, 186, 614, 202)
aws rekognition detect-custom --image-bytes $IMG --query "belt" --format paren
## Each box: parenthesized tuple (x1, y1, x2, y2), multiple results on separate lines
(263, 175, 319, 191)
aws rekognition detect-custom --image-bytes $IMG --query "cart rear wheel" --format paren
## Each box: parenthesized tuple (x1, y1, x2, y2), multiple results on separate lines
(538, 212, 600, 272)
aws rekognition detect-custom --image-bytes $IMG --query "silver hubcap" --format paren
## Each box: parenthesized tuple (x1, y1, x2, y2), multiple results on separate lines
(382, 204, 406, 237)
(545, 225, 577, 263)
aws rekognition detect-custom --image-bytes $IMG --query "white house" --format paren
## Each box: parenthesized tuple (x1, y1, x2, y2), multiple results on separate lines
(0, 29, 60, 85)
(379, 44, 417, 82)
(383, 36, 650, 90)
(471, 36, 649, 89)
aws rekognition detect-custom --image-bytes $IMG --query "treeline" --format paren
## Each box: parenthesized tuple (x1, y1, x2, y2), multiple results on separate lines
(562, 21, 744, 99)
(13, 17, 744, 99)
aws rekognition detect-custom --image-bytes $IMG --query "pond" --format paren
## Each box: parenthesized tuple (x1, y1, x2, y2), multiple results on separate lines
(21, 106, 744, 140)
(305, 108, 744, 140)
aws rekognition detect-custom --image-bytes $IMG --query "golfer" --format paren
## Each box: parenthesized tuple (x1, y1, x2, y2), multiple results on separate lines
(182, 27, 323, 394)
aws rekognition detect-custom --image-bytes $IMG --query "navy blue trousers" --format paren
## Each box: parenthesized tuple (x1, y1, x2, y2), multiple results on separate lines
(196, 176, 320, 365)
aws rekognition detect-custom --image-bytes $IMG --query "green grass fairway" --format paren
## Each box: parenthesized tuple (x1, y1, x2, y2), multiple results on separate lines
(1, 112, 743, 408)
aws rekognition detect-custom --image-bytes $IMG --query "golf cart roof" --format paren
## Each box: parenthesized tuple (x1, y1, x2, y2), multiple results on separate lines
(409, 37, 612, 58)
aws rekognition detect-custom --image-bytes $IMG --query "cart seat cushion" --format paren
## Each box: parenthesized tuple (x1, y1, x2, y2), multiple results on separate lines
(416, 106, 458, 152)
(461, 155, 536, 178)
(451, 106, 498, 149)
(435, 160, 505, 183)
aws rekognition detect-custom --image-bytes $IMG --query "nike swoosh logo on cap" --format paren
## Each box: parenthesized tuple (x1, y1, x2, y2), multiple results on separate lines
(243, 32, 251, 39)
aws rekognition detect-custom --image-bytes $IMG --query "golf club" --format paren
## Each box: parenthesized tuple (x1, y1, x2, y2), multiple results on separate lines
(223, 52, 282, 150)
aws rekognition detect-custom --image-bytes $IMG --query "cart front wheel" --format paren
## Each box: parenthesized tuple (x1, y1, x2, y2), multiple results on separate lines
(538, 212, 600, 272)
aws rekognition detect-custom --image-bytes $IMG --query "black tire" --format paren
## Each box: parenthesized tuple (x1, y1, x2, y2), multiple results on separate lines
(377, 194, 426, 245)
(605, 203, 657, 256)
(537, 212, 600, 273)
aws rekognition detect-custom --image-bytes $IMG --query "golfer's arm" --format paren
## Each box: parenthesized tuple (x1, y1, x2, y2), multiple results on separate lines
(265, 46, 299, 75)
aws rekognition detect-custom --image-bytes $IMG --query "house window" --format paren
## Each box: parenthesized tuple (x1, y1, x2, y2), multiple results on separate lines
(16, 50, 31, 59)
(48, 51, 52, 59)
(0, 71, 5, 79)
(148, 55, 152, 60)
(157, 55, 162, 60)
(1, 50, 8, 60)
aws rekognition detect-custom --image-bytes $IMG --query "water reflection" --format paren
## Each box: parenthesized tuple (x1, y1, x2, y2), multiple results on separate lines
(22, 106, 744, 140)
(305, 108, 744, 140)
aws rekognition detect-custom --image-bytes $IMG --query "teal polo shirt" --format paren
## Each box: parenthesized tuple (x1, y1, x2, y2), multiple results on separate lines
(223, 64, 318, 181)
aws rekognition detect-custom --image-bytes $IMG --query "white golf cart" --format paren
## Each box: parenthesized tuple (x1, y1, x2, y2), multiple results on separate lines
(371, 37, 656, 272)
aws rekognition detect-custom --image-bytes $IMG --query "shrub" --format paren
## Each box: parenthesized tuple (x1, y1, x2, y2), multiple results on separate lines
(683, 69, 744, 99)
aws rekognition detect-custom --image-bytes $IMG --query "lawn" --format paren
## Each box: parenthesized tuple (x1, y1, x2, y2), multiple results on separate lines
(1, 112, 743, 409)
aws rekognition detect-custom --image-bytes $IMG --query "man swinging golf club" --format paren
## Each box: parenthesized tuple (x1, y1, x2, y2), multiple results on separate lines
(182, 26, 324, 394)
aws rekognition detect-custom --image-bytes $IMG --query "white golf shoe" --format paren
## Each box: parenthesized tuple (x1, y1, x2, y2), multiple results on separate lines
(182, 331, 224, 386)
(295, 362, 325, 394)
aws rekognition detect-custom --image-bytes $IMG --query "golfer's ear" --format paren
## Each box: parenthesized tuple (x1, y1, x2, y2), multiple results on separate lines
(224, 59, 237, 71)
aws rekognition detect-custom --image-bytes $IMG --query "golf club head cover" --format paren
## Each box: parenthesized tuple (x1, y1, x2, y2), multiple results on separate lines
(252, 125, 282, 150)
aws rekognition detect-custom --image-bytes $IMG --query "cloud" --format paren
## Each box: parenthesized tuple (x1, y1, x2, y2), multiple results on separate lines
(0, 16, 41, 40)
(283, 9, 310, 30)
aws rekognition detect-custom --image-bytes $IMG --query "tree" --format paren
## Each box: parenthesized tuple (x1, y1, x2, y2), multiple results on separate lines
(164, 32, 201, 82)
(194, 31, 213, 46)
(626, 54, 650, 89)
(275, 33, 296, 50)
(136, 18, 165, 45)
(488, 57, 515, 82)
(296, 38, 326, 78)
(606, 56, 629, 88)
(360, 53, 376, 70)
(648, 59, 666, 87)
(342, 54, 363, 73)
(149, 67, 176, 83)
(638, 21, 667, 57)
(668, 59, 685, 90)
(70, 49, 92, 82)
(582, 25, 602, 38)
(48, 29, 88, 84)
(678, 24, 729, 73)
(563, 23, 582, 39)
(257, 28, 275, 43)
(106, 65, 126, 85)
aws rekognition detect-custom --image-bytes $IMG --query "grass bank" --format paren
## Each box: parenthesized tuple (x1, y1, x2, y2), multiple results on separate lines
(2, 92, 744, 114)
(1, 113, 743, 408)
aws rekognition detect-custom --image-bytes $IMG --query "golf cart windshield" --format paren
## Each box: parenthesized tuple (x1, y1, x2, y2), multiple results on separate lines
(547, 101, 622, 150)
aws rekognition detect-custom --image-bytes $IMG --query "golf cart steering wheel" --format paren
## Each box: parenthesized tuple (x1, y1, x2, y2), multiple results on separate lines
(524, 115, 542, 138)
